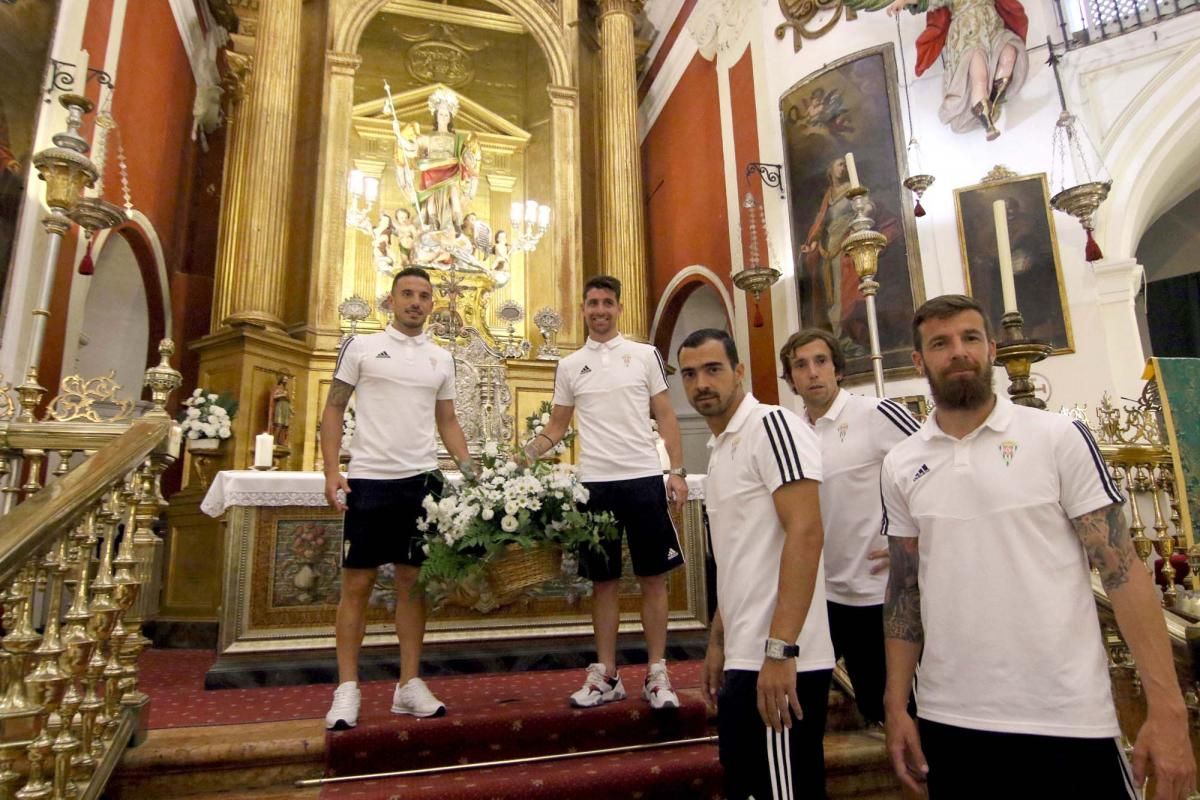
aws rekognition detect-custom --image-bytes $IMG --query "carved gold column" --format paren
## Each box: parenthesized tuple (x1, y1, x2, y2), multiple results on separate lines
(210, 51, 252, 332)
(596, 0, 648, 340)
(210, 0, 302, 331)
(306, 51, 362, 350)
(548, 84, 583, 344)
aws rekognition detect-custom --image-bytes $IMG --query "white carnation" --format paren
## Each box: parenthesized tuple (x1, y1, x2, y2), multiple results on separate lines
(540, 412, 550, 425)
(186, 407, 200, 419)
(187, 429, 200, 439)
(483, 441, 499, 458)
(481, 508, 495, 521)
(192, 388, 203, 397)
(504, 500, 519, 516)
(500, 515, 519, 532)
(208, 393, 219, 401)
(218, 427, 232, 439)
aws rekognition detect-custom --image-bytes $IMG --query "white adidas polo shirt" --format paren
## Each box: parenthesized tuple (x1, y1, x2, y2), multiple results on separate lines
(552, 334, 668, 483)
(808, 390, 919, 606)
(333, 327, 456, 480)
(880, 396, 1124, 737)
(705, 395, 835, 673)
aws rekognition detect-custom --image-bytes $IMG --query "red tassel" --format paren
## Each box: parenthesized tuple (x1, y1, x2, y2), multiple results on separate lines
(1084, 228, 1103, 262)
(752, 299, 764, 328)
(78, 239, 95, 275)
(914, 199, 926, 218)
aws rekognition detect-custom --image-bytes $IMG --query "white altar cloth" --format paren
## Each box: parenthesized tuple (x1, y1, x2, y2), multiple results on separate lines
(200, 470, 705, 518)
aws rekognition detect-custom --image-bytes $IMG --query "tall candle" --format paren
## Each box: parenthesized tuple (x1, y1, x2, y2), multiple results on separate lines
(254, 433, 274, 468)
(993, 200, 1018, 314)
(845, 152, 860, 189)
(73, 49, 89, 94)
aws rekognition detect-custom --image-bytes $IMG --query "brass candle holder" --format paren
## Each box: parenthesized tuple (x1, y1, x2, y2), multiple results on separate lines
(841, 186, 888, 398)
(992, 311, 1052, 409)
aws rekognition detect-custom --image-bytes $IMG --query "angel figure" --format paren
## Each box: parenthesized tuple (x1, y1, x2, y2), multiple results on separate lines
(393, 87, 482, 234)
(849, 0, 1028, 140)
(371, 212, 397, 273)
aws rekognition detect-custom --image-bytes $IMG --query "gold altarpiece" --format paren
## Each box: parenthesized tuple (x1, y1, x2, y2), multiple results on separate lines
(163, 0, 667, 648)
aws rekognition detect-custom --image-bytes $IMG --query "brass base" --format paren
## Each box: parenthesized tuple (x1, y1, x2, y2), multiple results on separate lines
(993, 311, 1051, 408)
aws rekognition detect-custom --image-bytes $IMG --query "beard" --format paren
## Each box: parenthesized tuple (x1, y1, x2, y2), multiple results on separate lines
(927, 361, 993, 410)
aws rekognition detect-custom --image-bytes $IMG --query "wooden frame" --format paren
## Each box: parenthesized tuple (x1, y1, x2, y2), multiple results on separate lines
(954, 171, 1075, 353)
(779, 43, 925, 383)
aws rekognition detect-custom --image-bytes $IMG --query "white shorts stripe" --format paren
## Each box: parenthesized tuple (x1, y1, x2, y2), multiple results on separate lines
(781, 725, 794, 800)
(765, 727, 781, 800)
(1114, 737, 1141, 799)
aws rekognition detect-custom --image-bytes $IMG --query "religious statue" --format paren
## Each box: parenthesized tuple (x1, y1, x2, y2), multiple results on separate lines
(847, 0, 1028, 140)
(268, 374, 293, 447)
(371, 212, 398, 273)
(394, 87, 482, 235)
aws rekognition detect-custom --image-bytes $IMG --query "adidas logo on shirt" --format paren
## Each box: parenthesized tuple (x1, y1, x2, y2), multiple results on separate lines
(579, 365, 592, 375)
(666, 548, 679, 560)
(912, 464, 930, 482)
(376, 351, 391, 359)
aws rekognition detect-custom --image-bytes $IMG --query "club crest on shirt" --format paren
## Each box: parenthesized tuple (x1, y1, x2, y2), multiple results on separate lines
(622, 354, 632, 367)
(837, 422, 848, 442)
(999, 440, 1019, 466)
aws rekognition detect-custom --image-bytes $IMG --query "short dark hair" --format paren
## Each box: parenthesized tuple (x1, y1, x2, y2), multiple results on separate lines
(778, 328, 845, 386)
(583, 275, 621, 302)
(392, 266, 433, 292)
(912, 294, 994, 351)
(677, 328, 739, 368)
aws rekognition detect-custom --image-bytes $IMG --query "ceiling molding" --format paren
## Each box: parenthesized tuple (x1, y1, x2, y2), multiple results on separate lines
(381, 0, 527, 35)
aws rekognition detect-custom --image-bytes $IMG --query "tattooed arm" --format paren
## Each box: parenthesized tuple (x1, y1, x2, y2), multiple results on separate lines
(882, 534, 928, 794)
(1071, 503, 1194, 798)
(321, 379, 354, 510)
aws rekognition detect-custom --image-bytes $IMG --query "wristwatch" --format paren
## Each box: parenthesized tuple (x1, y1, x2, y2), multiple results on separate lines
(764, 638, 800, 660)
(667, 467, 687, 477)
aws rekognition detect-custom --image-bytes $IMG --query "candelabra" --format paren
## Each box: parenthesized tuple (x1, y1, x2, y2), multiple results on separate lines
(992, 311, 1052, 408)
(840, 186, 889, 398)
(532, 307, 562, 361)
(731, 193, 781, 330)
(346, 170, 379, 236)
(19, 93, 102, 422)
(496, 300, 530, 360)
(509, 200, 551, 253)
(338, 295, 372, 341)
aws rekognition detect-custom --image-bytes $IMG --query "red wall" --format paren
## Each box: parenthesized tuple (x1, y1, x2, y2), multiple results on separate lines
(727, 47, 778, 404)
(643, 52, 729, 311)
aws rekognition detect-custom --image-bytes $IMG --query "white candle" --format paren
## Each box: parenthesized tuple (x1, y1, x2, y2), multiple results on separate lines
(348, 169, 364, 197)
(510, 201, 523, 226)
(73, 49, 89, 94)
(364, 176, 379, 203)
(845, 152, 860, 189)
(993, 200, 1018, 314)
(537, 204, 551, 229)
(254, 433, 274, 468)
(524, 200, 538, 224)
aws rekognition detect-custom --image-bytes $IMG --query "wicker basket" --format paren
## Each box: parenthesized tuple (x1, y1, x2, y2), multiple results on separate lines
(488, 543, 563, 605)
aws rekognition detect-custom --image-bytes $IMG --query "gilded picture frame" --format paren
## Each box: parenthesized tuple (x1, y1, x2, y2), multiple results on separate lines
(953, 171, 1075, 353)
(780, 43, 925, 383)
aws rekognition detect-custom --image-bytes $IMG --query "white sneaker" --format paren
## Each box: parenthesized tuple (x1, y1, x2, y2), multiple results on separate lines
(325, 681, 361, 730)
(391, 677, 446, 718)
(569, 663, 626, 708)
(642, 660, 680, 710)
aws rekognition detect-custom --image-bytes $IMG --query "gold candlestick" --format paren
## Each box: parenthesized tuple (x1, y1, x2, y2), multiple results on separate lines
(992, 311, 1052, 409)
(841, 186, 888, 398)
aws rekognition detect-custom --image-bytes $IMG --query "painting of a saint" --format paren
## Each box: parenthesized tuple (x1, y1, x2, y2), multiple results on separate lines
(781, 45, 924, 378)
(0, 1, 60, 313)
(955, 172, 1073, 352)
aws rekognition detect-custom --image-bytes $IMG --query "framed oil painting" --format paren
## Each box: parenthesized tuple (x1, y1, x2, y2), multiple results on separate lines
(954, 170, 1074, 353)
(780, 44, 924, 381)
(0, 0, 60, 311)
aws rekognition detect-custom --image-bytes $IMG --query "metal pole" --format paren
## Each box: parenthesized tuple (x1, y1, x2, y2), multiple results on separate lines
(864, 291, 886, 398)
(25, 215, 70, 380)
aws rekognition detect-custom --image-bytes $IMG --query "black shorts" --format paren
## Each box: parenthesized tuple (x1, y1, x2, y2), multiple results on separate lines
(341, 472, 444, 569)
(717, 668, 832, 800)
(578, 475, 685, 581)
(918, 718, 1141, 798)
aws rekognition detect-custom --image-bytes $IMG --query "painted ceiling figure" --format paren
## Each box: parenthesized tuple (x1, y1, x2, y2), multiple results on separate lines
(851, 0, 1028, 140)
(394, 87, 482, 236)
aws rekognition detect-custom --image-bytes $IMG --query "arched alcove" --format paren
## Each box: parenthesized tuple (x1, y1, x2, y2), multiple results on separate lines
(75, 234, 150, 403)
(1134, 188, 1200, 358)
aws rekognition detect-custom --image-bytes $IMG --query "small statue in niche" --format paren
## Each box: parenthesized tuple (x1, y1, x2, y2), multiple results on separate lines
(268, 374, 294, 447)
(850, 0, 1028, 140)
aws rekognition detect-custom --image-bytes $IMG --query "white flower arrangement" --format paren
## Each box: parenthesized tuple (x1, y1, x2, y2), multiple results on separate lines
(177, 388, 237, 441)
(416, 443, 617, 609)
(342, 406, 357, 444)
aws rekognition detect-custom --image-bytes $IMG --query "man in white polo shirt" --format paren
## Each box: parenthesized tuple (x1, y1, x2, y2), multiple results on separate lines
(522, 275, 689, 710)
(881, 294, 1194, 798)
(780, 328, 919, 726)
(321, 266, 474, 731)
(679, 328, 834, 800)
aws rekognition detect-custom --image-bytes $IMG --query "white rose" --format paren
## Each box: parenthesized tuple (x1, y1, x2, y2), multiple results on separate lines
(483, 441, 499, 458)
(500, 515, 519, 532)
(187, 429, 200, 439)
(186, 407, 200, 419)
(214, 406, 228, 418)
(438, 497, 456, 514)
(481, 507, 495, 521)
(208, 393, 219, 401)
(504, 500, 519, 516)
(207, 414, 220, 425)
(218, 427, 232, 439)
(540, 412, 550, 425)
(192, 388, 203, 397)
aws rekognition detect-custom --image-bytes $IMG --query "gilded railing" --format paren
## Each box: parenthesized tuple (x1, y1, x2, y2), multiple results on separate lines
(0, 341, 181, 800)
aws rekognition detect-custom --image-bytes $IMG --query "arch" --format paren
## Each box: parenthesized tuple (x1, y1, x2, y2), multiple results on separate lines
(650, 265, 735, 357)
(89, 212, 170, 365)
(76, 235, 150, 402)
(1098, 40, 1200, 260)
(333, 0, 572, 87)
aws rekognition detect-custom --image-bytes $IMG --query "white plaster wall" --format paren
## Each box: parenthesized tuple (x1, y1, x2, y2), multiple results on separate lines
(664, 283, 731, 474)
(642, 0, 1200, 413)
(73, 234, 149, 400)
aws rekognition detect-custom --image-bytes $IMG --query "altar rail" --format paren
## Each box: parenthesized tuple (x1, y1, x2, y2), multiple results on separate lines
(0, 342, 181, 799)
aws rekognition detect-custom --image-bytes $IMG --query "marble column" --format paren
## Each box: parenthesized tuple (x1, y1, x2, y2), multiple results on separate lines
(596, 0, 648, 340)
(1091, 257, 1147, 399)
(210, 0, 302, 331)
